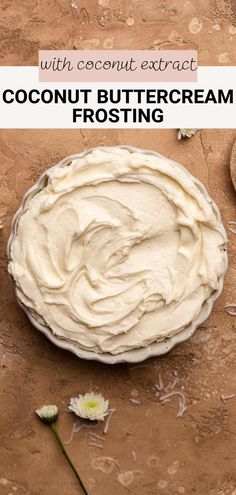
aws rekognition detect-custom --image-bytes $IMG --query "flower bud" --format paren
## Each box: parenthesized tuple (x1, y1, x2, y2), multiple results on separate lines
(36, 404, 58, 424)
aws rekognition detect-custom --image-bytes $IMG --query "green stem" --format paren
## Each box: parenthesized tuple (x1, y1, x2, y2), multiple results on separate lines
(50, 423, 88, 495)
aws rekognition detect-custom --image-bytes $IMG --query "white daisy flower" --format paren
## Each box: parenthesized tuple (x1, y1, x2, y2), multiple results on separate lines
(69, 393, 109, 421)
(36, 404, 58, 424)
(177, 128, 198, 140)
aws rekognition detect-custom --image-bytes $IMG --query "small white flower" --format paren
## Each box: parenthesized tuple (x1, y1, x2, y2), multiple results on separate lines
(177, 128, 198, 140)
(69, 393, 109, 421)
(36, 404, 58, 424)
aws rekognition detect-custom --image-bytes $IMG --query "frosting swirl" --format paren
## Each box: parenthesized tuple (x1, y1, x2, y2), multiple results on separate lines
(9, 148, 227, 354)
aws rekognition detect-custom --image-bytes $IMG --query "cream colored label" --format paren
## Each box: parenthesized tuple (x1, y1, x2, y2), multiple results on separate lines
(9, 148, 227, 354)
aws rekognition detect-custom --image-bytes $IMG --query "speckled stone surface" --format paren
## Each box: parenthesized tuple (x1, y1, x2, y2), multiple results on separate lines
(0, 0, 236, 65)
(1, 1, 236, 495)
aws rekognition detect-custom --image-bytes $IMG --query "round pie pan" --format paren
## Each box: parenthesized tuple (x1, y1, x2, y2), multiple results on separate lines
(7, 146, 228, 364)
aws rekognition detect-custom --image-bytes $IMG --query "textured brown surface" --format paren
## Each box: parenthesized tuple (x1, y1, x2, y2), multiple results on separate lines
(230, 138, 236, 191)
(0, 129, 236, 495)
(1, 0, 236, 494)
(1, 0, 236, 65)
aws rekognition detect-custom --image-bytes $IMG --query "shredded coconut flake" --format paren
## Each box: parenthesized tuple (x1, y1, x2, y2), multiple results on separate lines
(160, 391, 185, 402)
(131, 450, 137, 462)
(130, 398, 141, 405)
(88, 442, 104, 449)
(103, 408, 116, 435)
(155, 374, 164, 391)
(131, 364, 152, 370)
(221, 394, 235, 403)
(82, 421, 100, 429)
(65, 420, 82, 445)
(170, 377, 178, 389)
(88, 432, 105, 442)
(176, 401, 187, 418)
(161, 398, 171, 404)
(65, 418, 99, 445)
(224, 304, 236, 316)
(228, 221, 236, 234)
(160, 391, 187, 418)
(158, 374, 164, 390)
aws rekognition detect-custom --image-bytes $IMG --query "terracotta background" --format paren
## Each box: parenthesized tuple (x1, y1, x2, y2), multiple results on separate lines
(1, 1, 236, 495)
(1, 0, 236, 65)
(0, 129, 236, 495)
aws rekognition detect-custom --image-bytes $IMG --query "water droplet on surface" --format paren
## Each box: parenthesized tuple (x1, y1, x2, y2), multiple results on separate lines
(98, 0, 109, 6)
(126, 17, 135, 26)
(91, 456, 117, 474)
(118, 471, 134, 487)
(147, 455, 160, 467)
(158, 479, 168, 489)
(131, 389, 139, 398)
(212, 24, 220, 31)
(103, 38, 114, 49)
(188, 17, 203, 34)
(218, 52, 229, 63)
(168, 460, 180, 475)
(228, 25, 236, 35)
(0, 479, 8, 486)
(83, 39, 100, 49)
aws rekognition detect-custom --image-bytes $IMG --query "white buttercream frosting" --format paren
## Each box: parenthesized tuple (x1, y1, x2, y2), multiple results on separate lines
(9, 147, 227, 354)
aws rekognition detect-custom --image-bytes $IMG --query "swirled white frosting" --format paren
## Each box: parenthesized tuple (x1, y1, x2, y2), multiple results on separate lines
(9, 148, 227, 355)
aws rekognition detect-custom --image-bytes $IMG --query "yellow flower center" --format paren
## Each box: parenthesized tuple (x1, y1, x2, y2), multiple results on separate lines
(86, 400, 98, 409)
